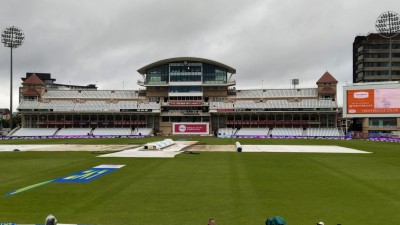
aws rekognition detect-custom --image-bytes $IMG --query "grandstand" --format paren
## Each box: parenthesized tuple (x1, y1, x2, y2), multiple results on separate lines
(221, 127, 342, 138)
(133, 128, 153, 136)
(92, 128, 133, 136)
(9, 127, 153, 138)
(234, 88, 318, 99)
(15, 57, 342, 138)
(236, 128, 269, 136)
(10, 128, 58, 137)
(217, 128, 237, 138)
(307, 128, 341, 137)
(55, 128, 92, 136)
(271, 128, 304, 136)
(42, 90, 141, 100)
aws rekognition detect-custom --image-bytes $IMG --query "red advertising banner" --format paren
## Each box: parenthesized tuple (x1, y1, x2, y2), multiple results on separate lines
(347, 89, 400, 114)
(170, 101, 203, 106)
(172, 123, 209, 134)
(217, 109, 234, 112)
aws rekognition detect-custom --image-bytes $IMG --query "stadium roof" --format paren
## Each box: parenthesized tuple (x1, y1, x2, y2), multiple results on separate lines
(22, 73, 55, 82)
(22, 74, 45, 85)
(23, 89, 41, 96)
(137, 57, 236, 75)
(317, 71, 338, 84)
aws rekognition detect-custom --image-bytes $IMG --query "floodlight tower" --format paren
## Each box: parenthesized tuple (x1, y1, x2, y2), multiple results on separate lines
(1, 26, 25, 129)
(375, 11, 400, 81)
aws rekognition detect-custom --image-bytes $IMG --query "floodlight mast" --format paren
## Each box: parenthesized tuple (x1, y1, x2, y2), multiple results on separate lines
(1, 26, 25, 129)
(375, 11, 400, 81)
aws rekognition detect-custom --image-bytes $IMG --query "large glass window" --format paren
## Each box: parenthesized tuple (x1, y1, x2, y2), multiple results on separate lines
(169, 62, 202, 82)
(364, 44, 389, 49)
(146, 65, 169, 84)
(365, 53, 389, 58)
(203, 63, 227, 83)
(170, 75, 201, 82)
(369, 118, 397, 127)
(364, 62, 389, 67)
(169, 86, 202, 93)
(365, 71, 389, 75)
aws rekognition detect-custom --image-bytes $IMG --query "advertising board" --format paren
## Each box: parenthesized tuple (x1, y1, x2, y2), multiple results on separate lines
(172, 123, 209, 135)
(343, 82, 400, 118)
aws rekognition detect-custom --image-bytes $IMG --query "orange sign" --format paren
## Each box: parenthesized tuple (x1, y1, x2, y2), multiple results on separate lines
(347, 89, 400, 114)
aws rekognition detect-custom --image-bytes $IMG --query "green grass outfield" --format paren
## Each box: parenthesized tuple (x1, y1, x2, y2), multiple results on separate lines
(0, 138, 400, 225)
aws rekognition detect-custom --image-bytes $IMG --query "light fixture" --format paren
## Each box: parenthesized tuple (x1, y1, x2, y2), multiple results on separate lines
(1, 26, 25, 129)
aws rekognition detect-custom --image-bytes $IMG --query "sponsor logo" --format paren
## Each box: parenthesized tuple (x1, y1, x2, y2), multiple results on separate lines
(53, 165, 125, 183)
(179, 125, 186, 132)
(5, 165, 125, 196)
(173, 123, 208, 134)
(348, 109, 356, 113)
(353, 92, 369, 98)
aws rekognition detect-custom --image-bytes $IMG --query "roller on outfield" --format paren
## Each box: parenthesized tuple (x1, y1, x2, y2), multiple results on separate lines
(236, 142, 242, 152)
(144, 139, 175, 150)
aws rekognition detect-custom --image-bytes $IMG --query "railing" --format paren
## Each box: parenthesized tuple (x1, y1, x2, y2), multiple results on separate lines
(137, 80, 168, 85)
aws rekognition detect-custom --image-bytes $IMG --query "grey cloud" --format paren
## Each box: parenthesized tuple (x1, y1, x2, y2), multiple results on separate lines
(0, 0, 399, 109)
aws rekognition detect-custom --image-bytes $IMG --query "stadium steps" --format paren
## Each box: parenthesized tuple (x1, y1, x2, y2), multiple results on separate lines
(338, 128, 344, 136)
(7, 126, 21, 136)
(53, 128, 61, 136)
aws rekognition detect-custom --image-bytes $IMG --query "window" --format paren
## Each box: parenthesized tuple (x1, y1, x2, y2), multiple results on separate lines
(203, 64, 227, 83)
(169, 86, 202, 93)
(364, 62, 389, 67)
(146, 65, 169, 84)
(369, 118, 397, 127)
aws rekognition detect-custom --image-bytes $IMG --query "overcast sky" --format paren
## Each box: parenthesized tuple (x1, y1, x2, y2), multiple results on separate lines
(0, 0, 399, 110)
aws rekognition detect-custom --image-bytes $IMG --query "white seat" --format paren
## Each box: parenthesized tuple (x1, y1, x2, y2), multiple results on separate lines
(92, 128, 132, 136)
(56, 128, 92, 136)
(10, 128, 58, 137)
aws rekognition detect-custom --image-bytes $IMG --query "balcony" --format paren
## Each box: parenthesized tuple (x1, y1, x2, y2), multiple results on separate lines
(137, 80, 168, 86)
(201, 79, 236, 86)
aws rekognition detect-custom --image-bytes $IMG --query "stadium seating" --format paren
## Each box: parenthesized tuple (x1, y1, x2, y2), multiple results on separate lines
(132, 128, 153, 136)
(235, 128, 269, 136)
(235, 89, 262, 98)
(234, 88, 318, 99)
(42, 90, 79, 99)
(18, 100, 161, 112)
(43, 90, 142, 100)
(79, 90, 112, 99)
(18, 100, 40, 109)
(118, 101, 138, 109)
(10, 128, 58, 137)
(307, 128, 340, 137)
(271, 128, 303, 136)
(138, 102, 160, 110)
(228, 99, 335, 110)
(56, 128, 93, 136)
(210, 101, 234, 109)
(218, 128, 237, 137)
(75, 101, 109, 111)
(92, 128, 132, 136)
(47, 101, 76, 111)
(264, 88, 318, 98)
(112, 90, 139, 99)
